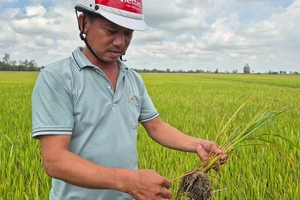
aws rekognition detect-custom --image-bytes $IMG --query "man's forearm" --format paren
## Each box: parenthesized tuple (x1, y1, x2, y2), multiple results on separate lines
(144, 119, 204, 152)
(43, 149, 130, 191)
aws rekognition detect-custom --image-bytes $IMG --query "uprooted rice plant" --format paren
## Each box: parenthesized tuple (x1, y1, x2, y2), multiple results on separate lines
(174, 103, 297, 200)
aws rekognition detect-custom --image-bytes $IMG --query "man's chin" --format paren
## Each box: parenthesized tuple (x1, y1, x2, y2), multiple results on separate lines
(98, 57, 119, 65)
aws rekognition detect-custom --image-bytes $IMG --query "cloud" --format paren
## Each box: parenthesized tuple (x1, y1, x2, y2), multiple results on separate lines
(0, 2, 81, 65)
(144, 0, 208, 32)
(24, 4, 47, 16)
(0, 0, 299, 73)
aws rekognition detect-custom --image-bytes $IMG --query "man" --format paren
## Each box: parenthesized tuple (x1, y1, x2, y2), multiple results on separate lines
(32, 0, 227, 199)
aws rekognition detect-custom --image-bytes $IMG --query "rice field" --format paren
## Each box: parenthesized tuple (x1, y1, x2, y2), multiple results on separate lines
(0, 71, 299, 200)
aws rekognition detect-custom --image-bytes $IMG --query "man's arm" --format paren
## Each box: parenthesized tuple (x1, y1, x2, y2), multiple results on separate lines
(39, 135, 126, 189)
(39, 134, 173, 199)
(142, 117, 226, 163)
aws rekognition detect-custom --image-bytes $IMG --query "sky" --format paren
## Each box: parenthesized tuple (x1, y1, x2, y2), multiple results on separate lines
(0, 0, 299, 73)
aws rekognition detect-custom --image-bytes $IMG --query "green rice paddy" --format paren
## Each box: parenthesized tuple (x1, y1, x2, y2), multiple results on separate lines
(0, 72, 299, 200)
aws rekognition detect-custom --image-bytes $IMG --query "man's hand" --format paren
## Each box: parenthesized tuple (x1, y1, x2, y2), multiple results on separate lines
(196, 140, 228, 171)
(124, 169, 173, 200)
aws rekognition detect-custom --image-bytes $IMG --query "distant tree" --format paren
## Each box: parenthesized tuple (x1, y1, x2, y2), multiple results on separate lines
(291, 71, 299, 74)
(28, 60, 37, 71)
(195, 69, 204, 73)
(214, 69, 219, 74)
(280, 71, 287, 74)
(268, 70, 278, 74)
(243, 63, 250, 74)
(0, 53, 40, 71)
(232, 69, 238, 74)
(2, 53, 10, 64)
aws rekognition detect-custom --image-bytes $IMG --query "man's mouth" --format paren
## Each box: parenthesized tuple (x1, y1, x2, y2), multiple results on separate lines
(108, 50, 123, 57)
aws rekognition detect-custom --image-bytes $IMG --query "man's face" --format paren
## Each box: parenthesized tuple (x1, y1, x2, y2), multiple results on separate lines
(82, 15, 134, 64)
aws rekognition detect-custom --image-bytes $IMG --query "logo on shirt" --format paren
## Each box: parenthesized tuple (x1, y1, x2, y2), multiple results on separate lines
(130, 96, 134, 104)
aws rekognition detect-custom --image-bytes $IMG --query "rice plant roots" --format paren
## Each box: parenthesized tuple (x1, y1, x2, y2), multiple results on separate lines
(176, 170, 212, 200)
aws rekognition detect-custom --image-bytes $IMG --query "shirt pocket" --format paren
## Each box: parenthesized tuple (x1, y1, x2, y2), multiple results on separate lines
(128, 94, 141, 129)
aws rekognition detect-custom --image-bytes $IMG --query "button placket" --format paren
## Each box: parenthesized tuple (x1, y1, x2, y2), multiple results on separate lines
(94, 68, 114, 99)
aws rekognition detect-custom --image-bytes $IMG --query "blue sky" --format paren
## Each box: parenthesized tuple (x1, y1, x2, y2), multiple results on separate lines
(0, 0, 299, 73)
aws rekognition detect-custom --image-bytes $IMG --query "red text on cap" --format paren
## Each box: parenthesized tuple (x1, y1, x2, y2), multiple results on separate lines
(95, 0, 143, 14)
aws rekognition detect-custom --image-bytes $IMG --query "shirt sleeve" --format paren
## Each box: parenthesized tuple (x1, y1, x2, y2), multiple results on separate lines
(31, 67, 74, 139)
(137, 76, 159, 123)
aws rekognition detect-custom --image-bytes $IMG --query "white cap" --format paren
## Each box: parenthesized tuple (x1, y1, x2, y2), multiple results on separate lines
(75, 0, 147, 31)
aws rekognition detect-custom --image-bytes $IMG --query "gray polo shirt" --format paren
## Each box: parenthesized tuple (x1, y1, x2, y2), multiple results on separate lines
(32, 47, 158, 200)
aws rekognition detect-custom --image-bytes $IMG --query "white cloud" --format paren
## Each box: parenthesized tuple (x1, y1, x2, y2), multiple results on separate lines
(0, 2, 80, 65)
(25, 4, 47, 16)
(0, 0, 299, 72)
(245, 20, 279, 37)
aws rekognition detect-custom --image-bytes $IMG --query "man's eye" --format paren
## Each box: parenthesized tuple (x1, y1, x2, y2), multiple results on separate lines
(107, 29, 117, 34)
(124, 32, 133, 37)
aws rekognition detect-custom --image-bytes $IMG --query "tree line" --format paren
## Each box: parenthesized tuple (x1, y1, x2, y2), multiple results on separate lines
(1, 53, 298, 75)
(0, 53, 40, 71)
(133, 65, 299, 75)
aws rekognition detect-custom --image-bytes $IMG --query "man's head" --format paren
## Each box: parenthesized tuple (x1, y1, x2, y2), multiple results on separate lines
(77, 12, 134, 64)
(75, 0, 147, 31)
(74, 0, 146, 65)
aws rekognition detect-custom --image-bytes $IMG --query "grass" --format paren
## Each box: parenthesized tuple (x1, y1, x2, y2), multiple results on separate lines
(0, 72, 299, 200)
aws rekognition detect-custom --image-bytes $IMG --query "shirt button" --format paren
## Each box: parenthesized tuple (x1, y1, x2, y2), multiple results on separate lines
(108, 86, 111, 90)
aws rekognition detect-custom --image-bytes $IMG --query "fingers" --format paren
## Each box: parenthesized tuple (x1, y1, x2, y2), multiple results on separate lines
(220, 156, 228, 164)
(130, 170, 173, 200)
(160, 187, 173, 199)
(212, 155, 228, 171)
(219, 153, 229, 165)
(220, 154, 228, 160)
(162, 178, 171, 188)
(196, 145, 209, 160)
(159, 177, 172, 199)
(210, 143, 223, 155)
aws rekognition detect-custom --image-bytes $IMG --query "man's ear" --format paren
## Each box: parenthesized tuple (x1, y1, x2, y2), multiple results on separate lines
(78, 14, 88, 34)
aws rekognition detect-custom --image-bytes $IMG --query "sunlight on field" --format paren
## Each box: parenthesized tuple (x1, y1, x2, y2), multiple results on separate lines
(0, 72, 299, 199)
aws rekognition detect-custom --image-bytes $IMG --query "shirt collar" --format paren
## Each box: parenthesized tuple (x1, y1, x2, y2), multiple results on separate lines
(71, 47, 128, 71)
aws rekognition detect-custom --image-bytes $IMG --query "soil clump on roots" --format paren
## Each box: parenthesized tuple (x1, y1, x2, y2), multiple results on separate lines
(176, 170, 212, 200)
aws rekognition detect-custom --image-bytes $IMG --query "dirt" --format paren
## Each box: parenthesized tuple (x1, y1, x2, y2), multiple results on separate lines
(176, 170, 212, 200)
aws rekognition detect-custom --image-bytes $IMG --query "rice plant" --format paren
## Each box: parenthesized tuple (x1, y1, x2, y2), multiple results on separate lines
(175, 102, 296, 200)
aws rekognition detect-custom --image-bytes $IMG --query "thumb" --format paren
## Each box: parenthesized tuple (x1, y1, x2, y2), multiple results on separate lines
(196, 145, 209, 161)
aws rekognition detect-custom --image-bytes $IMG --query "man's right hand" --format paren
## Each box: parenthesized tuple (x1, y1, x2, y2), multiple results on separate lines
(123, 169, 173, 200)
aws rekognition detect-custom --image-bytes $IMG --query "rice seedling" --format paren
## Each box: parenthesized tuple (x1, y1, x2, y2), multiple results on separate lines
(173, 101, 297, 200)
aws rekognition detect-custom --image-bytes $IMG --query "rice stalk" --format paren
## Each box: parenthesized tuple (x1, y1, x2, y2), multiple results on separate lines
(175, 102, 295, 200)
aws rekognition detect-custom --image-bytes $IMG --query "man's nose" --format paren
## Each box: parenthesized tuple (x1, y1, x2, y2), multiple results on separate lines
(113, 33, 125, 47)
